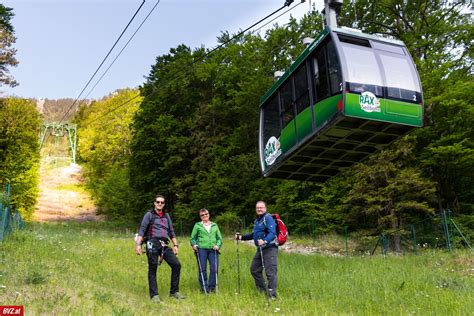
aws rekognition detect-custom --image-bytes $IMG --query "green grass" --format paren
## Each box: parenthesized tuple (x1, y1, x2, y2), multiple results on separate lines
(0, 222, 472, 315)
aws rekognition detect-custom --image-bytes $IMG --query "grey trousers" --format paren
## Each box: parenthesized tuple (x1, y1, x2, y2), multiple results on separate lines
(250, 246, 278, 297)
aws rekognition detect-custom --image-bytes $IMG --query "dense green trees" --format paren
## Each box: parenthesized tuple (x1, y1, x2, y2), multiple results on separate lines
(75, 89, 141, 221)
(0, 4, 18, 87)
(0, 6, 39, 219)
(0, 98, 41, 218)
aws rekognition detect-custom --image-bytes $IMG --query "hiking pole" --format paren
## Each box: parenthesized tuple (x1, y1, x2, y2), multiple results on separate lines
(259, 245, 270, 306)
(214, 248, 219, 295)
(236, 236, 241, 294)
(194, 248, 208, 295)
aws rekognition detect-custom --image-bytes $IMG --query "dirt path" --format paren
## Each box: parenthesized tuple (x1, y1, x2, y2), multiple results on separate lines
(34, 163, 103, 222)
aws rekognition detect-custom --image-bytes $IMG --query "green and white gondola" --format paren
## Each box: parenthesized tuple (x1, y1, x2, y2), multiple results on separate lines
(259, 26, 423, 181)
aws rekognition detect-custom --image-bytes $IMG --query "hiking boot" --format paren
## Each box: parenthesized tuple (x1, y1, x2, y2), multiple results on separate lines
(170, 292, 186, 299)
(268, 288, 277, 300)
(151, 295, 162, 304)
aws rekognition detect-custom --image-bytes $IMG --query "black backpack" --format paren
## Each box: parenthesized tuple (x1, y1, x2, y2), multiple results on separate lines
(142, 211, 172, 244)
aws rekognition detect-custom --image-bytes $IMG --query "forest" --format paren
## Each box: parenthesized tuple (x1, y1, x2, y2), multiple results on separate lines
(1, 1, 472, 242)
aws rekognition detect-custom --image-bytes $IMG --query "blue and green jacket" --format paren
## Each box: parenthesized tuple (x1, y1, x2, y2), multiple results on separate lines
(190, 221, 223, 249)
(241, 212, 277, 249)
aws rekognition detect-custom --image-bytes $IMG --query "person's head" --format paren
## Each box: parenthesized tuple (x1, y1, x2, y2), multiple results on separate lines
(199, 208, 210, 222)
(154, 194, 166, 211)
(256, 201, 266, 216)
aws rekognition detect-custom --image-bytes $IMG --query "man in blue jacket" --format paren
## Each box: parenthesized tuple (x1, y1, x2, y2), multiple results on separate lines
(236, 200, 278, 299)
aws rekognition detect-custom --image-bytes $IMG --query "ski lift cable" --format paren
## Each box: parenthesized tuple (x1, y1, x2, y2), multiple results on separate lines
(58, 0, 146, 124)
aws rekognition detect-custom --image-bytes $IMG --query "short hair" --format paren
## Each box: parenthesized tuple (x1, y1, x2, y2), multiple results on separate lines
(155, 194, 165, 201)
(199, 208, 209, 215)
(256, 200, 266, 207)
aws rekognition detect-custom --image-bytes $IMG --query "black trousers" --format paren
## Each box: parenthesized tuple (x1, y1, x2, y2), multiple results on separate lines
(147, 247, 181, 297)
(250, 246, 278, 297)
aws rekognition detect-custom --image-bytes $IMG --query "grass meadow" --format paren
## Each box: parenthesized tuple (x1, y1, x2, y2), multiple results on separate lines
(0, 222, 472, 315)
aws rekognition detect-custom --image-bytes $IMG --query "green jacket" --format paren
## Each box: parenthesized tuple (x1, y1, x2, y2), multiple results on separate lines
(190, 221, 223, 249)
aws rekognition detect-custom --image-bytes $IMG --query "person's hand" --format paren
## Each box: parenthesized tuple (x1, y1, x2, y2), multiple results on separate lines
(235, 233, 241, 240)
(135, 244, 142, 255)
(257, 239, 265, 247)
(173, 245, 179, 255)
(213, 245, 219, 251)
(192, 245, 198, 252)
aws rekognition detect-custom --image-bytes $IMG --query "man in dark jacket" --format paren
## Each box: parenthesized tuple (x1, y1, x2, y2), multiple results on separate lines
(135, 194, 185, 303)
(236, 200, 278, 299)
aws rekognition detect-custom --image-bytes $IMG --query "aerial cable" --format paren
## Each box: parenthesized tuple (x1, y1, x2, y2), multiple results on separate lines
(141, 0, 303, 99)
(85, 0, 301, 124)
(195, 0, 297, 66)
(80, 0, 161, 104)
(250, 0, 304, 35)
(87, 93, 141, 125)
(88, 29, 300, 126)
(58, 0, 146, 124)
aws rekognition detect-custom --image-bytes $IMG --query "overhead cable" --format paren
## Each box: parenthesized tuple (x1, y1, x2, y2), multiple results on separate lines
(58, 0, 146, 124)
(86, 0, 302, 124)
(80, 0, 161, 105)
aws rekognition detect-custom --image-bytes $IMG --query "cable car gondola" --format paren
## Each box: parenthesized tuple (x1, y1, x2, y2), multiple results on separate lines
(259, 18, 423, 182)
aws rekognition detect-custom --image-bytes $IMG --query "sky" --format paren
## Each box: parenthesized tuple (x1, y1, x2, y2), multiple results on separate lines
(1, 0, 319, 100)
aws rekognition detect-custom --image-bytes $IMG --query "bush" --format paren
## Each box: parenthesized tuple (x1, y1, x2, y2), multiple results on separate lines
(214, 211, 242, 235)
(0, 98, 41, 219)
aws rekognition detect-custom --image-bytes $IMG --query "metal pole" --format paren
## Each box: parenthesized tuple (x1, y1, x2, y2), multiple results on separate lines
(214, 249, 219, 294)
(236, 237, 241, 294)
(39, 125, 48, 149)
(194, 249, 207, 295)
(371, 236, 380, 256)
(323, 0, 342, 27)
(344, 226, 348, 257)
(442, 210, 452, 251)
(259, 246, 270, 306)
(409, 224, 417, 255)
(450, 218, 472, 250)
(381, 233, 388, 257)
(72, 125, 77, 163)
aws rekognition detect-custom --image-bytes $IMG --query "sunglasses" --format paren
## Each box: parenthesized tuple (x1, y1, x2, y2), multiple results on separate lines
(155, 201, 165, 204)
(200, 213, 209, 217)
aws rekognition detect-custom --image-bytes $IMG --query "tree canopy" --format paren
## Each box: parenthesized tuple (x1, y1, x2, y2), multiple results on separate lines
(0, 4, 18, 88)
(0, 98, 41, 218)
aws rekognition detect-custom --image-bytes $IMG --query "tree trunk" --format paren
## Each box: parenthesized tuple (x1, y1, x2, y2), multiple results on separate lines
(390, 206, 401, 252)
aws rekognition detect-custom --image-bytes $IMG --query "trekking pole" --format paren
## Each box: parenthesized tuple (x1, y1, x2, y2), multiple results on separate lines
(194, 248, 208, 295)
(214, 248, 219, 295)
(259, 246, 270, 306)
(237, 236, 241, 294)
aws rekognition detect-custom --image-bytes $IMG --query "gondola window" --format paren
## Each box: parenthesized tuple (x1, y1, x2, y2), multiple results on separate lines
(294, 64, 310, 115)
(379, 53, 421, 103)
(326, 41, 342, 95)
(313, 47, 330, 101)
(262, 96, 280, 147)
(341, 43, 383, 97)
(280, 81, 294, 128)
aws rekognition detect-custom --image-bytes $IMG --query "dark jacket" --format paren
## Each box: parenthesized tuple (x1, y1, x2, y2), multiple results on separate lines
(138, 210, 176, 240)
(242, 212, 277, 248)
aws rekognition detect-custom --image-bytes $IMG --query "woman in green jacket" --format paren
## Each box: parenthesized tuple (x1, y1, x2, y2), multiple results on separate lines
(190, 208, 223, 293)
